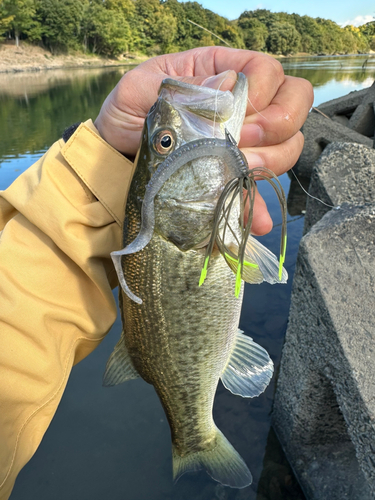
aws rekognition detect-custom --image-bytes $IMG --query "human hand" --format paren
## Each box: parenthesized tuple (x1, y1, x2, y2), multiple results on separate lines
(95, 47, 313, 236)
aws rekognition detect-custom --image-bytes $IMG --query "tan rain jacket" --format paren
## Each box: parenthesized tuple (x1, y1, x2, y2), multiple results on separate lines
(0, 120, 134, 500)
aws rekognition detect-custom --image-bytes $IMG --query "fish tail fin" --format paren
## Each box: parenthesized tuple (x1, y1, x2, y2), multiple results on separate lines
(172, 428, 252, 489)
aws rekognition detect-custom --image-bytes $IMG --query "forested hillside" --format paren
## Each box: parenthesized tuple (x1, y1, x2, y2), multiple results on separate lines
(0, 0, 374, 57)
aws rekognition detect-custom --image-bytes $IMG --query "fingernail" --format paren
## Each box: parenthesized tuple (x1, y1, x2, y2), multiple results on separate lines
(241, 123, 264, 146)
(202, 70, 237, 91)
(246, 153, 264, 168)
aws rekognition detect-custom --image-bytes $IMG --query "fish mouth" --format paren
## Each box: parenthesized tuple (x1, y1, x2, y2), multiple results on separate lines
(158, 72, 248, 143)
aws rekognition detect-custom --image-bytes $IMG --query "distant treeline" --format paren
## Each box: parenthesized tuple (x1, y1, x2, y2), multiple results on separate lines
(0, 0, 374, 57)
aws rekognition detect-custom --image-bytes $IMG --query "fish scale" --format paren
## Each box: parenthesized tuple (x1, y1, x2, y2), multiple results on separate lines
(121, 210, 241, 454)
(105, 74, 286, 488)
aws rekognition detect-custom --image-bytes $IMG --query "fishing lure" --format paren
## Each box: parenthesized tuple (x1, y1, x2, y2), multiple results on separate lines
(111, 131, 287, 304)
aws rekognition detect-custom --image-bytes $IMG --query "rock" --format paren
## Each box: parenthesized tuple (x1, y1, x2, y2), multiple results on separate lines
(331, 114, 350, 127)
(293, 112, 373, 178)
(303, 142, 375, 233)
(286, 172, 310, 216)
(273, 204, 375, 500)
(317, 87, 370, 118)
(348, 81, 375, 137)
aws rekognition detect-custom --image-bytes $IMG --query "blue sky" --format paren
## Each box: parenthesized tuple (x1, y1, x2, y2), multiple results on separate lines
(179, 0, 375, 26)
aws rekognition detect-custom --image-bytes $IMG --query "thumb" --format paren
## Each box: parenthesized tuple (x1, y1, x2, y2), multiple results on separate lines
(175, 70, 238, 92)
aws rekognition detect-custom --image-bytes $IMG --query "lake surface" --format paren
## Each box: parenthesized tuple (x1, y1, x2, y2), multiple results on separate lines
(1, 54, 374, 500)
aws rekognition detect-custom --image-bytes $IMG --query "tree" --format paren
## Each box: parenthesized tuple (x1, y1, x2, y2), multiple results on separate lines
(292, 15, 324, 54)
(239, 9, 276, 28)
(37, 0, 84, 52)
(2, 0, 40, 45)
(84, 2, 132, 56)
(343, 25, 368, 53)
(81, 0, 135, 56)
(162, 0, 190, 51)
(237, 16, 268, 51)
(266, 21, 301, 55)
(0, 8, 13, 39)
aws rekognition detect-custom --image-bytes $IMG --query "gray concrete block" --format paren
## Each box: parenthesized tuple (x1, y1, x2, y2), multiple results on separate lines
(294, 112, 373, 178)
(331, 114, 350, 127)
(304, 142, 375, 233)
(273, 204, 375, 500)
(317, 87, 370, 118)
(348, 81, 375, 137)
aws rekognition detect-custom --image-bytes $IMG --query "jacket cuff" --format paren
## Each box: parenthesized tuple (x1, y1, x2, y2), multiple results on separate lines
(61, 119, 135, 227)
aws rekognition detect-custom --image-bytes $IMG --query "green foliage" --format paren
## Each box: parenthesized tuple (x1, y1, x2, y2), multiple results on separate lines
(267, 21, 301, 55)
(134, 0, 177, 54)
(36, 0, 84, 52)
(1, 0, 40, 44)
(237, 17, 268, 51)
(0, 1, 372, 56)
(0, 10, 13, 39)
(239, 9, 276, 28)
(82, 0, 133, 56)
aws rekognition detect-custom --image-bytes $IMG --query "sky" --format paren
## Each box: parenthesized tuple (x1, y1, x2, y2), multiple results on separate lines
(179, 0, 375, 26)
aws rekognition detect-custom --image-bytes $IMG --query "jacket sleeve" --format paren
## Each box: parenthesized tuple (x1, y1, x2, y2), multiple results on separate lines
(0, 120, 135, 500)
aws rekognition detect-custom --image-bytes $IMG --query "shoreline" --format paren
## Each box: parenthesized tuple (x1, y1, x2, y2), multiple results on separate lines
(1, 43, 374, 74)
(0, 43, 148, 74)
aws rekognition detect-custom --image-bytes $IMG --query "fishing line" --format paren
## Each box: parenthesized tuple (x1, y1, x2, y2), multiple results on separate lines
(211, 72, 272, 140)
(273, 215, 304, 228)
(211, 71, 234, 137)
(290, 167, 340, 209)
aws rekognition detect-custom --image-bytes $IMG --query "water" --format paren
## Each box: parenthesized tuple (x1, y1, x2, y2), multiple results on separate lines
(1, 54, 374, 500)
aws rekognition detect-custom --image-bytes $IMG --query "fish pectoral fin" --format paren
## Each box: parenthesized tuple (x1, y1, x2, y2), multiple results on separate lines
(222, 236, 288, 285)
(173, 428, 252, 488)
(221, 329, 273, 398)
(245, 236, 288, 284)
(223, 249, 264, 284)
(103, 334, 140, 387)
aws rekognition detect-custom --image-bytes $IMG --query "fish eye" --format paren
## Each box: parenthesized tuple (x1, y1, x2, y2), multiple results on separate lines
(153, 129, 175, 155)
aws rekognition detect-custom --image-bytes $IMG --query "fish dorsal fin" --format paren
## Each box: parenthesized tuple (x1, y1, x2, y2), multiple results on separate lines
(103, 335, 140, 387)
(221, 330, 273, 398)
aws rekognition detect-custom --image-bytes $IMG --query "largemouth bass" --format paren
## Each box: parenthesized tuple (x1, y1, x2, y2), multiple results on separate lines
(104, 74, 287, 488)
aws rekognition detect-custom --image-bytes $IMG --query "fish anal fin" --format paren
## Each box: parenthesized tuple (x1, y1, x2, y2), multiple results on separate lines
(221, 329, 273, 398)
(103, 334, 140, 387)
(173, 428, 252, 489)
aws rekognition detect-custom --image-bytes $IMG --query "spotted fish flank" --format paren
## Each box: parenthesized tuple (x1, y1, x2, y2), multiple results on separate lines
(104, 74, 287, 488)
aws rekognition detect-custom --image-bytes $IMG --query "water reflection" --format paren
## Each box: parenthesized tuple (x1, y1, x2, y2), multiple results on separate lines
(0, 67, 131, 98)
(281, 54, 375, 107)
(0, 67, 130, 163)
(281, 54, 375, 84)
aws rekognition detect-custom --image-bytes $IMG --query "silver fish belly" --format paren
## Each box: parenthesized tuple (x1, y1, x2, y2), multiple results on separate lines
(104, 74, 287, 489)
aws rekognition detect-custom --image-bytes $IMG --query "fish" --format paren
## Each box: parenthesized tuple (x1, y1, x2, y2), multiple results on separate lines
(104, 73, 288, 489)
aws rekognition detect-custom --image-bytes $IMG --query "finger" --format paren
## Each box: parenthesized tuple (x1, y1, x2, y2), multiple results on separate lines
(250, 189, 273, 236)
(241, 131, 305, 177)
(241, 76, 314, 147)
(115, 66, 236, 119)
(187, 47, 286, 115)
(135, 47, 285, 116)
(100, 69, 238, 154)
